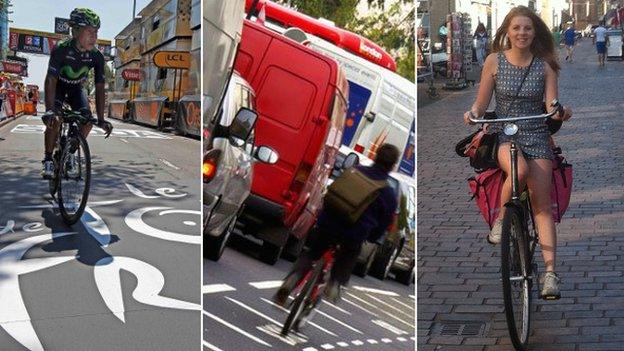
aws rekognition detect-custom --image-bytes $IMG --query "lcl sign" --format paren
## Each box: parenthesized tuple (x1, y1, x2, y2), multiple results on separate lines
(153, 51, 191, 70)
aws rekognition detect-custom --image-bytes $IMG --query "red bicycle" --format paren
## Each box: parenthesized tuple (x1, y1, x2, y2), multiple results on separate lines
(281, 246, 337, 336)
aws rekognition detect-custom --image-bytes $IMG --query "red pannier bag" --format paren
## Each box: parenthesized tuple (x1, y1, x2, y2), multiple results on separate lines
(468, 155, 573, 228)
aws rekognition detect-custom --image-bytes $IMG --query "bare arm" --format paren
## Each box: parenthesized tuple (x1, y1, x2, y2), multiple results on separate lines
(464, 53, 497, 124)
(95, 82, 105, 122)
(44, 74, 57, 111)
(544, 63, 572, 121)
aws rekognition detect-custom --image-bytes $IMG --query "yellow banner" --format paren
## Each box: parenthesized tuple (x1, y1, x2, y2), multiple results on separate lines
(153, 51, 191, 69)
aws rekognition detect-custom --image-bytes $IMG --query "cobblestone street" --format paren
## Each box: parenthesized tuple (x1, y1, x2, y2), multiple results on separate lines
(417, 40, 624, 351)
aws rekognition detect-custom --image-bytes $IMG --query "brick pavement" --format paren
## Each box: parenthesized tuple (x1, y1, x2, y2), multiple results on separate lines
(417, 39, 624, 350)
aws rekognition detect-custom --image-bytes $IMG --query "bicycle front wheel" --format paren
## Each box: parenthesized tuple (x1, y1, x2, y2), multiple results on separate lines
(281, 259, 324, 336)
(501, 204, 531, 350)
(58, 133, 91, 225)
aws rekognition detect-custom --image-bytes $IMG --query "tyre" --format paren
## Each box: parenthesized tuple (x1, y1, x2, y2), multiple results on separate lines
(204, 215, 237, 261)
(58, 134, 91, 225)
(395, 259, 415, 286)
(501, 204, 531, 350)
(370, 242, 399, 280)
(353, 246, 376, 278)
(260, 241, 283, 265)
(281, 258, 323, 336)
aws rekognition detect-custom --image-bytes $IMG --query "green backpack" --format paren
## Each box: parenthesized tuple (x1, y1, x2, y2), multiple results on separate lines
(324, 168, 388, 224)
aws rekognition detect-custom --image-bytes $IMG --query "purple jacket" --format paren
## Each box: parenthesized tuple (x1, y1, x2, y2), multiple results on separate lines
(316, 164, 398, 243)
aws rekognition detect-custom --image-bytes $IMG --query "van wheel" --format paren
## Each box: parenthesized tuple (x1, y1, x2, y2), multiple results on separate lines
(353, 249, 376, 278)
(370, 242, 399, 280)
(204, 215, 237, 261)
(395, 260, 415, 286)
(260, 241, 283, 265)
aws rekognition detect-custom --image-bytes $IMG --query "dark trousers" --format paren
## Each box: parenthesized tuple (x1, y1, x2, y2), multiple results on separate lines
(286, 226, 363, 286)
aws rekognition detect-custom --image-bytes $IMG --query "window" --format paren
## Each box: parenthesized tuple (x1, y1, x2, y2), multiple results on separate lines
(152, 16, 160, 31)
(157, 68, 167, 80)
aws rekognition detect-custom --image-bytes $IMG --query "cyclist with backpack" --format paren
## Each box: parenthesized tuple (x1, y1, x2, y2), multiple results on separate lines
(41, 8, 112, 179)
(463, 6, 572, 299)
(273, 144, 400, 305)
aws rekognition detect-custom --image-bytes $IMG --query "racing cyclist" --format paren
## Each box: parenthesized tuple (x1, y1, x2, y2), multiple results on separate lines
(42, 8, 112, 178)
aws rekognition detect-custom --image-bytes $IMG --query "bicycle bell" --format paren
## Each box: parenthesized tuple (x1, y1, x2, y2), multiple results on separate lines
(503, 123, 518, 136)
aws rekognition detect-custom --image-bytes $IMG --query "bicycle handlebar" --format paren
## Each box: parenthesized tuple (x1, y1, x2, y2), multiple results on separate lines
(469, 100, 562, 124)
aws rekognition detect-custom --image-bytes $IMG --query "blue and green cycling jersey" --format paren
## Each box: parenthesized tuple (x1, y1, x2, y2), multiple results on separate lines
(47, 38, 105, 86)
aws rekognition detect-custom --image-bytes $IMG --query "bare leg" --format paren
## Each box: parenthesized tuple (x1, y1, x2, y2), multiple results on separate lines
(526, 158, 556, 272)
(496, 142, 529, 218)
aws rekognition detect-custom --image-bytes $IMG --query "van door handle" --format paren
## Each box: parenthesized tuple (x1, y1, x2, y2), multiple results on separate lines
(313, 115, 328, 124)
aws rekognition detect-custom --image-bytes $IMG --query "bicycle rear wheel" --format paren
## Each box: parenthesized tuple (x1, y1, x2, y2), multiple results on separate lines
(281, 258, 324, 336)
(501, 204, 531, 350)
(58, 133, 91, 225)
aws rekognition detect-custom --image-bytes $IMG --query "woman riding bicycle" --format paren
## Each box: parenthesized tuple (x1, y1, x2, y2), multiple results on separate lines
(463, 6, 572, 299)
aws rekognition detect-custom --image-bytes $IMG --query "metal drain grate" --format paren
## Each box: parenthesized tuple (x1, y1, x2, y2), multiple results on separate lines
(436, 322, 488, 337)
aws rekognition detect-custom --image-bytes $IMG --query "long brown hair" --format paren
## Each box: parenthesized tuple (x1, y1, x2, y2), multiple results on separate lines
(492, 6, 560, 72)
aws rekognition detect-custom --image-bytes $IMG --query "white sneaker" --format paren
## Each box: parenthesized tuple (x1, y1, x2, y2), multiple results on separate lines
(488, 218, 503, 244)
(540, 272, 561, 300)
(42, 160, 54, 179)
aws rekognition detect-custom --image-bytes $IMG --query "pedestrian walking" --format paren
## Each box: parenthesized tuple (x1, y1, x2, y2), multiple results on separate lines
(593, 22, 608, 67)
(462, 6, 572, 299)
(563, 22, 576, 62)
(474, 23, 489, 67)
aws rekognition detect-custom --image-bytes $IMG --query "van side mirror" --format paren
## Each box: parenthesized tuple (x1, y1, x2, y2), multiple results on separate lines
(229, 107, 258, 142)
(342, 152, 359, 170)
(254, 145, 279, 164)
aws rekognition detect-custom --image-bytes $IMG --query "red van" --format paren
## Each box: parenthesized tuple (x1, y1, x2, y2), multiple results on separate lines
(234, 19, 348, 264)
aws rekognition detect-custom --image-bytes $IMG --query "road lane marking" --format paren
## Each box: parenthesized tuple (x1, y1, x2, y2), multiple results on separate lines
(202, 341, 224, 351)
(159, 158, 180, 170)
(120, 138, 128, 143)
(203, 284, 236, 294)
(259, 298, 338, 337)
(409, 295, 414, 299)
(321, 344, 335, 349)
(411, 336, 416, 341)
(321, 300, 351, 315)
(351, 340, 364, 346)
(202, 310, 272, 347)
(344, 293, 413, 328)
(397, 337, 407, 342)
(390, 297, 415, 311)
(341, 298, 379, 317)
(302, 348, 318, 351)
(367, 339, 378, 344)
(336, 341, 349, 347)
(125, 183, 159, 199)
(257, 324, 307, 346)
(365, 294, 413, 318)
(249, 280, 283, 289)
(381, 338, 392, 343)
(371, 319, 408, 335)
(315, 309, 363, 334)
(225, 297, 283, 327)
(351, 286, 399, 296)
(125, 207, 201, 245)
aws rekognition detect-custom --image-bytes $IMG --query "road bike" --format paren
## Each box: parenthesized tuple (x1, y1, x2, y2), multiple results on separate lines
(469, 106, 560, 350)
(281, 246, 336, 336)
(48, 107, 110, 225)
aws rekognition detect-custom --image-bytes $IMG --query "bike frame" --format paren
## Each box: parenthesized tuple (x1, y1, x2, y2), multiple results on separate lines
(291, 247, 336, 306)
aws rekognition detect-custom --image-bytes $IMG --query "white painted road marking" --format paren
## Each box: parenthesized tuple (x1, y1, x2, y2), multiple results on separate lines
(342, 297, 379, 317)
(159, 158, 180, 170)
(381, 338, 392, 343)
(351, 286, 400, 296)
(125, 183, 160, 199)
(322, 300, 351, 315)
(390, 296, 415, 311)
(249, 280, 283, 289)
(202, 310, 272, 347)
(302, 348, 318, 351)
(345, 292, 413, 328)
(225, 297, 283, 328)
(365, 293, 413, 319)
(125, 207, 201, 245)
(257, 324, 307, 346)
(202, 340, 224, 351)
(9, 124, 172, 139)
(372, 319, 408, 335)
(203, 284, 236, 294)
(315, 309, 363, 334)
(336, 341, 349, 347)
(351, 340, 364, 346)
(367, 339, 378, 344)
(18, 199, 123, 209)
(397, 337, 407, 342)
(260, 298, 338, 337)
(321, 343, 335, 349)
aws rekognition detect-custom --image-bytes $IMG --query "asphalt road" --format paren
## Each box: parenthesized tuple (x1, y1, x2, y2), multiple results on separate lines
(203, 234, 416, 351)
(0, 109, 201, 351)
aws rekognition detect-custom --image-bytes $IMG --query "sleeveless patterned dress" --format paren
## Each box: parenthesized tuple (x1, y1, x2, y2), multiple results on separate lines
(495, 52, 553, 160)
